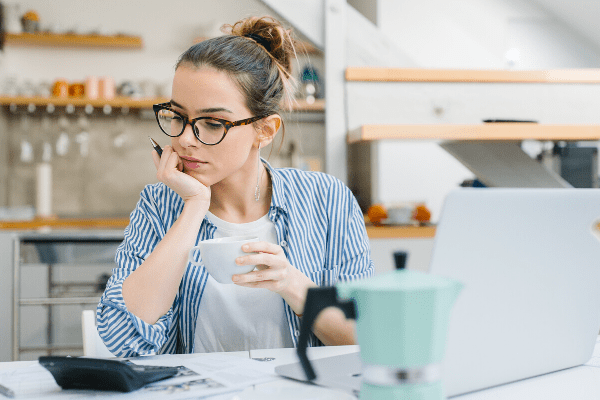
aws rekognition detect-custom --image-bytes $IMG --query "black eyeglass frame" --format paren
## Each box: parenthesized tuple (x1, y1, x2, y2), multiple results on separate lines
(153, 102, 268, 146)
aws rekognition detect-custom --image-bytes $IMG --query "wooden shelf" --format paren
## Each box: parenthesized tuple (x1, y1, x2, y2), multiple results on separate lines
(348, 124, 600, 143)
(0, 95, 167, 109)
(0, 218, 130, 230)
(366, 224, 436, 239)
(346, 67, 600, 83)
(0, 96, 323, 112)
(292, 98, 325, 112)
(5, 32, 143, 49)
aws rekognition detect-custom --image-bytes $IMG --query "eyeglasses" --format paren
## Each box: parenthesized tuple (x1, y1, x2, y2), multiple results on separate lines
(153, 102, 267, 146)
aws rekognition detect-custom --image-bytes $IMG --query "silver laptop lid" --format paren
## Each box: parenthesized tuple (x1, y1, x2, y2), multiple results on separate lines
(430, 188, 600, 396)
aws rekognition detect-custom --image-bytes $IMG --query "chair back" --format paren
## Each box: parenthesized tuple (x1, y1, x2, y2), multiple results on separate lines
(81, 309, 114, 358)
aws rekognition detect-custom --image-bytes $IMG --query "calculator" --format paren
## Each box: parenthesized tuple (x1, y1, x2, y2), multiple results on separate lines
(38, 356, 180, 392)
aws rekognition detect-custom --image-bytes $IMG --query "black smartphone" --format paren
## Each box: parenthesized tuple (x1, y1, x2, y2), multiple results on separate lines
(39, 356, 179, 392)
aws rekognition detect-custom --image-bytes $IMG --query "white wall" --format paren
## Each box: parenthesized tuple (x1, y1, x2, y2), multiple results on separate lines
(0, 0, 273, 85)
(0, 0, 326, 213)
(376, 0, 600, 69)
(346, 0, 600, 221)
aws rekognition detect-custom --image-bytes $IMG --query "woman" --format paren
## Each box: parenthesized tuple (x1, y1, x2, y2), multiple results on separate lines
(97, 16, 374, 357)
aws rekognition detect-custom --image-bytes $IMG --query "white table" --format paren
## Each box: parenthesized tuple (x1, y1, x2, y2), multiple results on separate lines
(2, 344, 600, 400)
(241, 345, 600, 400)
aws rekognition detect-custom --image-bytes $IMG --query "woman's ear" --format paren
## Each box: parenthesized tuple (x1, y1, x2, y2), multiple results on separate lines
(256, 114, 281, 146)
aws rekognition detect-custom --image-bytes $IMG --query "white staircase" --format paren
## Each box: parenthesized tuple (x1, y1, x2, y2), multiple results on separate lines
(260, 0, 600, 220)
(260, 0, 416, 181)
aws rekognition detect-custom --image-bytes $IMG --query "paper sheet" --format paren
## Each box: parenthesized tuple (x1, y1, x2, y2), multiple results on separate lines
(0, 354, 279, 399)
(0, 363, 61, 397)
(584, 336, 600, 368)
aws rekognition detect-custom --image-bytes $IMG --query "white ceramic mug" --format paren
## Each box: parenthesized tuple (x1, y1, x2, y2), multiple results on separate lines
(188, 236, 259, 284)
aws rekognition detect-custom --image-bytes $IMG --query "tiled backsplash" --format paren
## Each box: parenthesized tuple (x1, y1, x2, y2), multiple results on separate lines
(0, 110, 325, 218)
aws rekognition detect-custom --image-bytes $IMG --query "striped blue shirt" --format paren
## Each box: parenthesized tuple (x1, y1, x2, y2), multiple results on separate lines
(97, 160, 374, 357)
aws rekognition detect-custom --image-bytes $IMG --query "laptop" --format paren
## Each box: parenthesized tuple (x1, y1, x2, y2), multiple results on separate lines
(276, 188, 600, 397)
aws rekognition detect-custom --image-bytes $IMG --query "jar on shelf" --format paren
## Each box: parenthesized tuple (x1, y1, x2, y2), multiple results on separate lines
(99, 77, 115, 100)
(299, 65, 321, 104)
(21, 10, 40, 33)
(52, 80, 69, 98)
(68, 83, 85, 98)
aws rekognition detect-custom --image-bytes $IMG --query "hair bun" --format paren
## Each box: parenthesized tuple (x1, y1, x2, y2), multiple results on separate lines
(223, 16, 296, 75)
(244, 33, 272, 52)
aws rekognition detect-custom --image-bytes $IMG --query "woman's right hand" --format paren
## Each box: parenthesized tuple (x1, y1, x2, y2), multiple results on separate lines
(152, 145, 211, 206)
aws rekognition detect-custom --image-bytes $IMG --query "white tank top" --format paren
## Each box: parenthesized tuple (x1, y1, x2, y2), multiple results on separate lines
(193, 211, 295, 352)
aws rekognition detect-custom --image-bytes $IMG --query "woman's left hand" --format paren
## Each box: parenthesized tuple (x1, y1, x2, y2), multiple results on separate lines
(232, 241, 316, 313)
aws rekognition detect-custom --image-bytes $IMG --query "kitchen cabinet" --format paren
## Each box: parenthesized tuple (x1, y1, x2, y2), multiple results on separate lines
(0, 230, 123, 361)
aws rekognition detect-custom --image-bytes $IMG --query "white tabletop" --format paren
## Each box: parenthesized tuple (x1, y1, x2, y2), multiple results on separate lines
(241, 346, 600, 400)
(2, 344, 600, 400)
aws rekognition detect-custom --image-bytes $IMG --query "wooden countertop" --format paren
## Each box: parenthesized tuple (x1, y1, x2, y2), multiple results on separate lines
(0, 218, 130, 230)
(365, 224, 436, 239)
(0, 217, 435, 239)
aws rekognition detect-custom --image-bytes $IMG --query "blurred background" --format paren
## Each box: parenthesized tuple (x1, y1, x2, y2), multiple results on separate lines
(3, 0, 600, 362)
(0, 0, 325, 220)
(0, 0, 327, 362)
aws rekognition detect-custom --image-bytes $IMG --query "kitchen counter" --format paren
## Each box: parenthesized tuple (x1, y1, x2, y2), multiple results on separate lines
(0, 218, 436, 239)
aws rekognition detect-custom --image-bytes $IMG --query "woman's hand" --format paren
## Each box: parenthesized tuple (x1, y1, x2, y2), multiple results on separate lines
(233, 241, 355, 345)
(232, 241, 317, 314)
(152, 146, 210, 205)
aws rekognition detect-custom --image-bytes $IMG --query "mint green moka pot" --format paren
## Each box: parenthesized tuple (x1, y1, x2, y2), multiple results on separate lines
(296, 270, 462, 400)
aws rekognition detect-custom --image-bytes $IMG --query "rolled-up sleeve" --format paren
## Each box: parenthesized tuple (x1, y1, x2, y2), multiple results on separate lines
(96, 185, 176, 357)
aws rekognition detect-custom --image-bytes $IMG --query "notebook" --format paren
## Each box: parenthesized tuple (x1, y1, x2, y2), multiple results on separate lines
(276, 188, 600, 397)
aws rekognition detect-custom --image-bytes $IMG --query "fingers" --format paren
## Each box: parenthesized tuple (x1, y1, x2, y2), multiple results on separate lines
(233, 246, 288, 286)
(236, 252, 279, 269)
(233, 279, 280, 291)
(165, 148, 182, 171)
(232, 272, 285, 292)
(241, 241, 283, 255)
(155, 146, 184, 182)
(234, 267, 285, 283)
(236, 241, 287, 270)
(234, 281, 280, 292)
(152, 150, 161, 169)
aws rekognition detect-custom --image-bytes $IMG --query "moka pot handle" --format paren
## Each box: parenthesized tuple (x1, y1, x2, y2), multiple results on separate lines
(296, 286, 356, 381)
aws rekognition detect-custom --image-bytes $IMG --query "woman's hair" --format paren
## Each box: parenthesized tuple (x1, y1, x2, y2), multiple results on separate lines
(175, 16, 298, 136)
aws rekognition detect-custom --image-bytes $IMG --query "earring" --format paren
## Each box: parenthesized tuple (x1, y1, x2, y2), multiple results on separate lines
(255, 142, 261, 202)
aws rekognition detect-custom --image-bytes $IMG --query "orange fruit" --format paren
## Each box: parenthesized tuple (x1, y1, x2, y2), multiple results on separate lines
(23, 11, 40, 21)
(412, 204, 431, 223)
(367, 204, 388, 225)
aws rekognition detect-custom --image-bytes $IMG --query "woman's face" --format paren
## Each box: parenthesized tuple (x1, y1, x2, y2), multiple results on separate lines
(169, 65, 259, 187)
